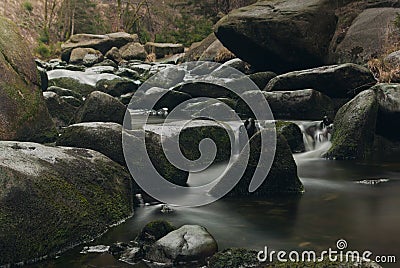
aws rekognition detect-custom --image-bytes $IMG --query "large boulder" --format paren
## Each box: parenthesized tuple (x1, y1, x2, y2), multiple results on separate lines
(0, 141, 133, 265)
(236, 89, 334, 120)
(61, 32, 138, 62)
(325, 90, 378, 160)
(145, 225, 217, 264)
(276, 121, 305, 153)
(56, 122, 125, 165)
(130, 87, 192, 110)
(265, 64, 376, 98)
(215, 0, 337, 72)
(95, 77, 139, 97)
(211, 132, 304, 197)
(0, 17, 56, 142)
(144, 42, 184, 59)
(331, 8, 400, 64)
(74, 91, 126, 124)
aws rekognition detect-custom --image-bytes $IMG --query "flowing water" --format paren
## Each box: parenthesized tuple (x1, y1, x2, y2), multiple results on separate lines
(29, 121, 400, 268)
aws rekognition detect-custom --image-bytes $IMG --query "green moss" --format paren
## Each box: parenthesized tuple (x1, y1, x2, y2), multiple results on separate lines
(136, 220, 176, 244)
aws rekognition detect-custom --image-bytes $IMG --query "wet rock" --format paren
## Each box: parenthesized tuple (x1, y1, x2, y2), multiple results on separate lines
(0, 141, 133, 265)
(174, 82, 232, 98)
(136, 220, 176, 245)
(56, 122, 125, 165)
(96, 77, 139, 97)
(0, 17, 56, 142)
(48, 75, 96, 96)
(37, 66, 48, 91)
(120, 42, 148, 61)
(47, 85, 83, 100)
(236, 89, 334, 120)
(69, 47, 104, 66)
(43, 91, 77, 128)
(265, 63, 376, 98)
(144, 42, 184, 59)
(60, 95, 82, 107)
(276, 121, 305, 153)
(130, 87, 192, 110)
(211, 131, 304, 197)
(374, 83, 400, 141)
(145, 225, 217, 264)
(325, 90, 378, 160)
(61, 32, 138, 62)
(215, 0, 337, 72)
(332, 8, 400, 64)
(74, 91, 126, 124)
(109, 242, 130, 255)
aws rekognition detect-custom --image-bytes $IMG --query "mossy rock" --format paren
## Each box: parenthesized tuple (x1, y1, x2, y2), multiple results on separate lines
(135, 220, 176, 245)
(276, 121, 305, 153)
(43, 92, 77, 128)
(0, 141, 133, 265)
(325, 89, 378, 160)
(95, 77, 139, 97)
(48, 77, 96, 97)
(208, 248, 259, 268)
(0, 17, 56, 143)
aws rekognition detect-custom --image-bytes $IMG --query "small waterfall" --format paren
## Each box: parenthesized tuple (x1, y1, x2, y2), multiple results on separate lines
(294, 121, 333, 160)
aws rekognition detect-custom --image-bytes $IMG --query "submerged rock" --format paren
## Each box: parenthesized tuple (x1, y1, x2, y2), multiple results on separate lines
(0, 141, 133, 265)
(74, 91, 126, 124)
(325, 89, 378, 160)
(145, 225, 218, 264)
(265, 64, 376, 98)
(0, 17, 56, 142)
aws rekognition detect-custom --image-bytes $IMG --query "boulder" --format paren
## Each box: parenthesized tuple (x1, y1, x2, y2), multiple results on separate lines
(385, 50, 400, 69)
(145, 225, 217, 263)
(200, 38, 235, 63)
(56, 122, 125, 165)
(60, 96, 82, 107)
(120, 42, 148, 61)
(276, 121, 305, 153)
(48, 76, 96, 96)
(0, 17, 56, 142)
(61, 32, 138, 62)
(183, 33, 219, 62)
(37, 66, 48, 91)
(0, 141, 133, 265)
(135, 220, 176, 245)
(332, 8, 400, 64)
(95, 77, 139, 97)
(43, 92, 77, 128)
(374, 83, 400, 141)
(130, 87, 192, 110)
(325, 90, 378, 160)
(215, 0, 337, 72)
(47, 86, 83, 100)
(144, 42, 184, 59)
(265, 64, 376, 98)
(69, 48, 104, 66)
(248, 71, 277, 90)
(105, 47, 122, 63)
(74, 91, 126, 124)
(211, 132, 304, 197)
(236, 89, 334, 120)
(174, 82, 232, 98)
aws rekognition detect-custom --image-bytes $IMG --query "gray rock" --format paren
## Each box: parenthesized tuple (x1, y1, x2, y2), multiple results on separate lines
(215, 0, 337, 72)
(0, 141, 133, 265)
(144, 42, 184, 59)
(265, 63, 376, 98)
(56, 122, 125, 165)
(325, 90, 378, 160)
(332, 8, 400, 64)
(47, 85, 83, 100)
(43, 91, 77, 128)
(95, 77, 139, 97)
(60, 96, 82, 107)
(236, 89, 335, 120)
(130, 87, 192, 110)
(276, 121, 305, 153)
(105, 47, 123, 63)
(69, 47, 104, 66)
(120, 42, 148, 61)
(61, 32, 139, 62)
(74, 91, 126, 124)
(146, 225, 217, 263)
(248, 71, 277, 90)
(384, 50, 400, 69)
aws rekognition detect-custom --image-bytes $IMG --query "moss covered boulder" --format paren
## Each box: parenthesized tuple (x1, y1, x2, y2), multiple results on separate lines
(0, 141, 133, 266)
(325, 89, 378, 160)
(136, 220, 176, 245)
(276, 121, 305, 153)
(43, 91, 77, 128)
(208, 248, 260, 268)
(0, 17, 56, 142)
